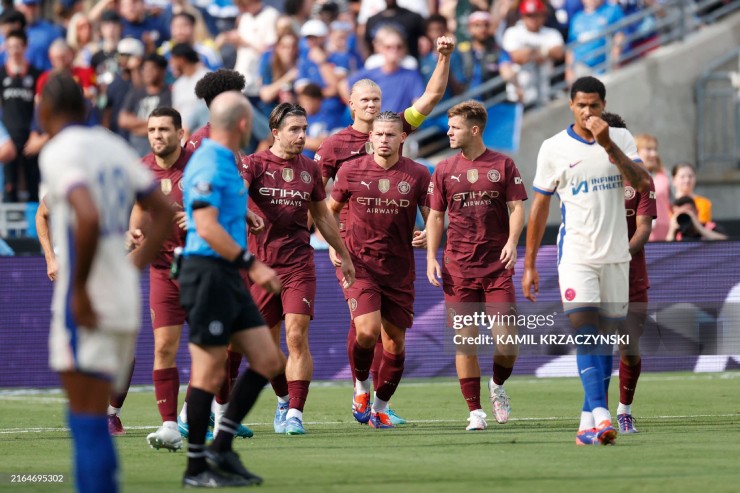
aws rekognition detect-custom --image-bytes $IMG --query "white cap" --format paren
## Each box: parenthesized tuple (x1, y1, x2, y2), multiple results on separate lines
(117, 38, 145, 57)
(300, 19, 329, 38)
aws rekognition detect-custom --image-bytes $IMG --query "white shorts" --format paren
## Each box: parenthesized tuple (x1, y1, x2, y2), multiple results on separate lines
(49, 323, 137, 392)
(557, 262, 629, 319)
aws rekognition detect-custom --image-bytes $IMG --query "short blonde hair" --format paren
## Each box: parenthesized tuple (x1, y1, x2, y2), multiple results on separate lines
(447, 100, 487, 130)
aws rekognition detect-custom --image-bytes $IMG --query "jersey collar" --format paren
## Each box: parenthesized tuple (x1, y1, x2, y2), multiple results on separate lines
(567, 124, 596, 145)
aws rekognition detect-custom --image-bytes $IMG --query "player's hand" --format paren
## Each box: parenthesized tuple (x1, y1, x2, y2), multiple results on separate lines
(328, 246, 342, 267)
(249, 260, 281, 294)
(500, 241, 517, 270)
(174, 211, 187, 230)
(340, 255, 355, 289)
(411, 229, 427, 249)
(46, 256, 58, 281)
(521, 267, 539, 302)
(436, 36, 456, 57)
(72, 287, 98, 328)
(247, 211, 265, 234)
(125, 228, 144, 251)
(427, 258, 442, 287)
(584, 116, 612, 149)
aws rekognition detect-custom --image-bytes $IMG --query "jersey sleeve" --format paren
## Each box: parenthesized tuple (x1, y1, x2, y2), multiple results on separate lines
(416, 165, 432, 208)
(310, 161, 327, 201)
(617, 128, 641, 161)
(637, 176, 657, 219)
(125, 147, 156, 199)
(187, 159, 223, 210)
(428, 161, 447, 212)
(240, 154, 255, 184)
(532, 140, 557, 195)
(316, 141, 338, 181)
(331, 165, 351, 204)
(504, 158, 528, 202)
(39, 143, 89, 205)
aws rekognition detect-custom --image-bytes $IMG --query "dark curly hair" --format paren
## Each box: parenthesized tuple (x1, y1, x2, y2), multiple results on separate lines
(601, 111, 627, 129)
(570, 76, 606, 102)
(194, 69, 246, 108)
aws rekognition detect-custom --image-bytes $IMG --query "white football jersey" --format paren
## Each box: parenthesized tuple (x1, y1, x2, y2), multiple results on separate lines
(533, 126, 640, 265)
(40, 126, 155, 333)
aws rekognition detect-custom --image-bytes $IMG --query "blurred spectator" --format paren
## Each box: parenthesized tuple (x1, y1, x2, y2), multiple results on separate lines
(275, 14, 297, 37)
(0, 8, 26, 65)
(221, 0, 279, 101)
(118, 53, 171, 156)
(326, 20, 362, 75)
(170, 43, 209, 137)
(566, 0, 625, 83)
(66, 12, 95, 68)
(103, 37, 145, 137)
(419, 14, 466, 100)
(358, 0, 430, 29)
(671, 162, 712, 224)
(457, 11, 516, 100)
(284, 0, 312, 37)
(119, 0, 169, 51)
(362, 0, 425, 60)
(159, 11, 223, 71)
(0, 29, 40, 202)
(296, 20, 345, 124)
(618, 0, 660, 58)
(35, 40, 97, 102)
(55, 0, 84, 31)
(545, 0, 583, 41)
(296, 82, 341, 158)
(502, 0, 564, 106)
(635, 133, 671, 242)
(0, 120, 18, 203)
(258, 31, 299, 115)
(15, 0, 63, 71)
(666, 196, 726, 242)
(346, 25, 424, 113)
(90, 10, 123, 81)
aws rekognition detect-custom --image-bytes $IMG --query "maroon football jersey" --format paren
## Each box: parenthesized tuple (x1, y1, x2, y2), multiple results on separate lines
(315, 112, 415, 236)
(332, 155, 431, 285)
(186, 123, 210, 152)
(242, 150, 326, 269)
(624, 176, 657, 294)
(429, 150, 528, 279)
(141, 147, 192, 269)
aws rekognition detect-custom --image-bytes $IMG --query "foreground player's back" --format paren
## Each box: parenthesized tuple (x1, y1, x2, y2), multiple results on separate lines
(40, 126, 153, 332)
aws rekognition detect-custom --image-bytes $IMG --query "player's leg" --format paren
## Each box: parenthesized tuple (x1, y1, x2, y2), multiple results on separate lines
(148, 324, 184, 451)
(443, 274, 486, 430)
(107, 357, 134, 436)
(208, 325, 282, 485)
(347, 280, 382, 424)
(212, 345, 252, 439)
(486, 277, 519, 425)
(617, 289, 647, 433)
(560, 263, 616, 445)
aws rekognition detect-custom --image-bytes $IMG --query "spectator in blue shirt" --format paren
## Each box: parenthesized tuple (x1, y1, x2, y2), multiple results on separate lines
(296, 83, 342, 159)
(15, 0, 62, 71)
(344, 25, 425, 114)
(159, 11, 223, 71)
(119, 0, 169, 51)
(257, 31, 299, 117)
(566, 0, 625, 83)
(419, 14, 466, 101)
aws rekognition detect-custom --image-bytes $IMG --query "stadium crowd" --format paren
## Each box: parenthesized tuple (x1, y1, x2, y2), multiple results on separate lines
(0, 0, 704, 207)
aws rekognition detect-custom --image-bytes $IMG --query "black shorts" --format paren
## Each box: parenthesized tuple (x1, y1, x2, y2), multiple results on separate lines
(179, 256, 266, 346)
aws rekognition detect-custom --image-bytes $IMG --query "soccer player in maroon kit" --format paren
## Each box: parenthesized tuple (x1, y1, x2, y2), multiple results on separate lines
(600, 112, 656, 434)
(328, 111, 432, 428)
(127, 107, 191, 451)
(178, 69, 263, 438)
(426, 101, 527, 430)
(241, 103, 355, 435)
(316, 36, 455, 423)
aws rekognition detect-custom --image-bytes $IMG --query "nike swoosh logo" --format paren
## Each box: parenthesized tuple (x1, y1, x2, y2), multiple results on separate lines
(569, 161, 582, 168)
(580, 367, 595, 375)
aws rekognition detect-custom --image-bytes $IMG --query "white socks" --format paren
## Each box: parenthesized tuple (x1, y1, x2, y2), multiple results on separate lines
(372, 395, 388, 413)
(579, 411, 595, 431)
(107, 406, 121, 416)
(355, 378, 372, 395)
(592, 407, 611, 425)
(617, 403, 631, 415)
(286, 408, 303, 421)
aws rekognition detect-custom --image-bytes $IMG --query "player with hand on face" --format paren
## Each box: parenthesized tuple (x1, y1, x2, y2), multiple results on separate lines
(328, 111, 431, 429)
(523, 76, 651, 446)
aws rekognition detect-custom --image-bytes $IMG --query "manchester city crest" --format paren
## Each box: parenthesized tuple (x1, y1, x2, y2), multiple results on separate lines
(624, 186, 636, 200)
(301, 171, 311, 184)
(398, 181, 410, 194)
(487, 170, 501, 182)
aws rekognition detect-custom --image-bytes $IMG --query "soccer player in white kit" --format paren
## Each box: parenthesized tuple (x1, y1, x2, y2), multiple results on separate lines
(38, 73, 173, 493)
(522, 76, 651, 446)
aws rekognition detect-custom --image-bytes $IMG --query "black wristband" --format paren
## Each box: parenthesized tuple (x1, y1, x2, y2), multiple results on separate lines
(234, 249, 255, 270)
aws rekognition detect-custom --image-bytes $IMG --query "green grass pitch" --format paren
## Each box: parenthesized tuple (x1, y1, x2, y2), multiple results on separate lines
(1, 371, 739, 493)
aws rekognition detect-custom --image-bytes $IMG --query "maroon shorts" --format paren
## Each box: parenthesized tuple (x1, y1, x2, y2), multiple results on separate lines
(344, 276, 415, 329)
(250, 267, 316, 328)
(442, 273, 516, 327)
(629, 288, 648, 304)
(150, 267, 187, 329)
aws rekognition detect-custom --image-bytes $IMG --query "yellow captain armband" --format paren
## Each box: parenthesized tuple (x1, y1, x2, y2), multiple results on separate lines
(404, 106, 427, 128)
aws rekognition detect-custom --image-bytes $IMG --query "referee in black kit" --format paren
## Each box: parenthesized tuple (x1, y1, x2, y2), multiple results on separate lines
(179, 91, 283, 488)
